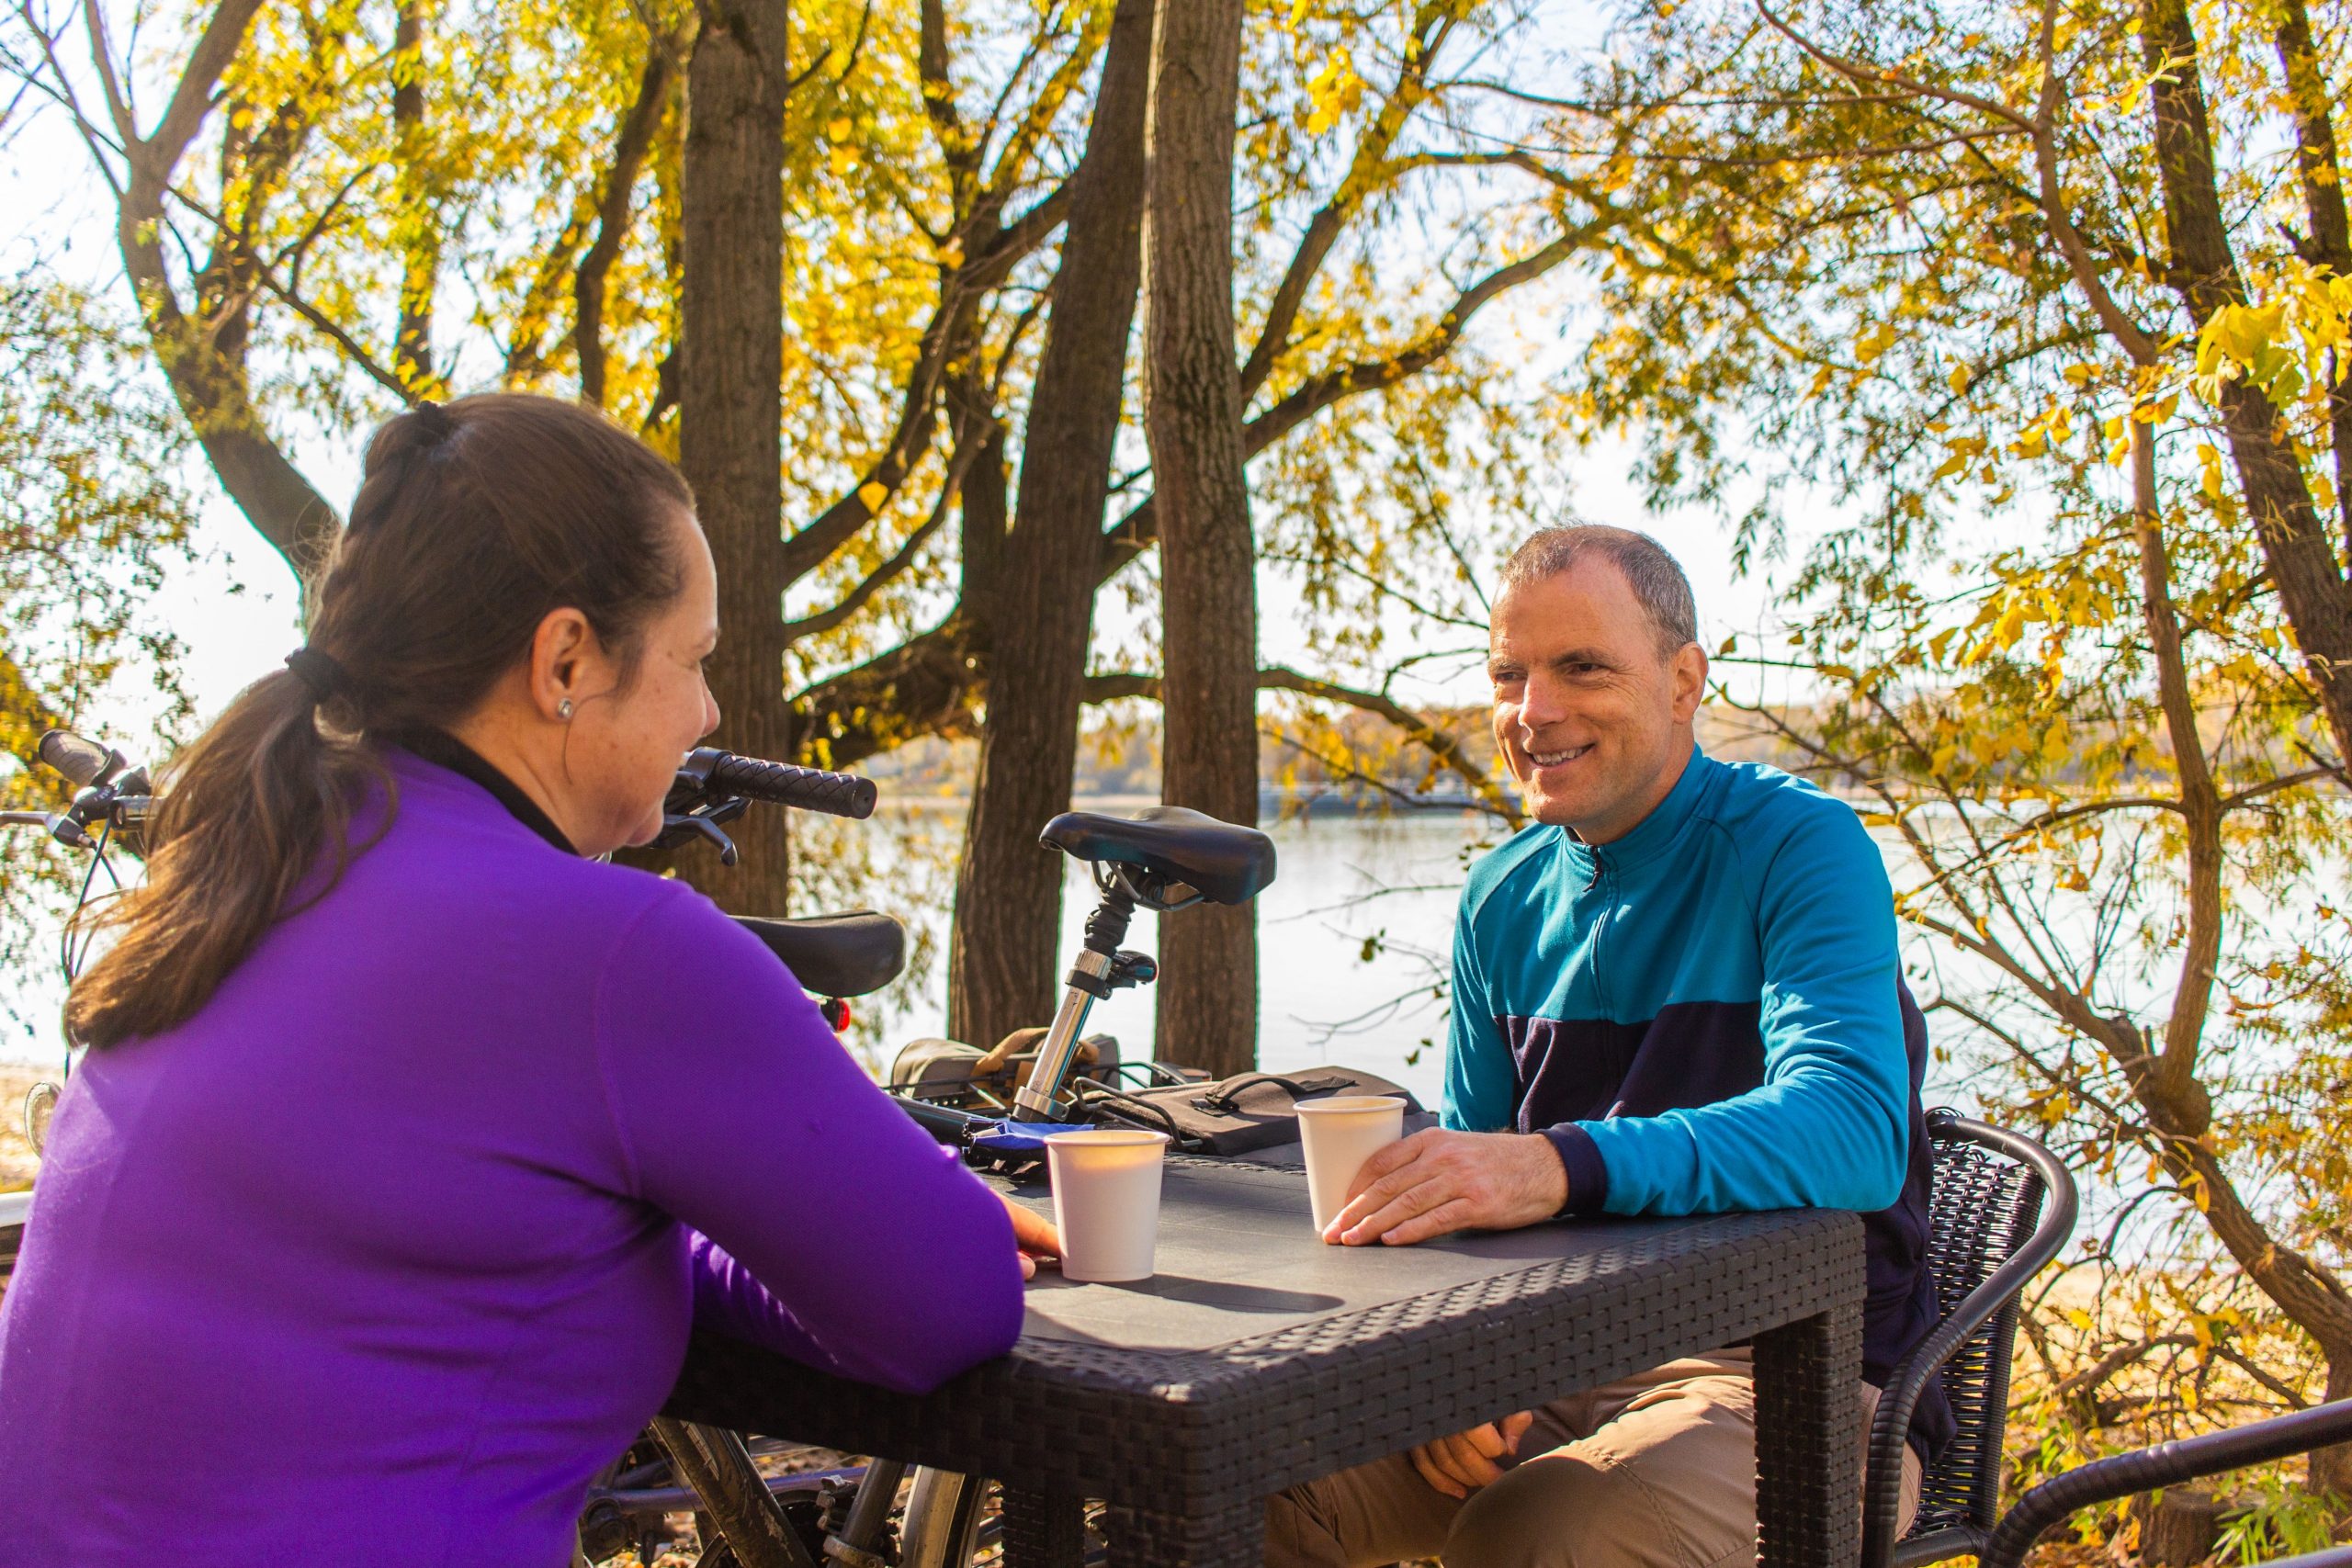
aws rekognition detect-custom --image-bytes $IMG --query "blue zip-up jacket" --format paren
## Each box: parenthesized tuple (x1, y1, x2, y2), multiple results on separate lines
(1444, 745, 1951, 1458)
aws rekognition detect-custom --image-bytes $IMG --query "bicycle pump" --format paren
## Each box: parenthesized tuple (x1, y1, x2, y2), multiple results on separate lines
(1011, 862, 1185, 1122)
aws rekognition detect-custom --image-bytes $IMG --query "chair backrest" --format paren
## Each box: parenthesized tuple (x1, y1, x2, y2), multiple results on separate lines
(1905, 1111, 2053, 1541)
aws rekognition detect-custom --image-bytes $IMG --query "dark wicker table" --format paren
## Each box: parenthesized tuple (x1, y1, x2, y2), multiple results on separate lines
(667, 1156, 1866, 1568)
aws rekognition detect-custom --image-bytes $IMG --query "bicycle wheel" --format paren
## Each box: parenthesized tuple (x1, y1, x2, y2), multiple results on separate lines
(898, 1468, 987, 1568)
(898, 1470, 1113, 1568)
(0, 1211, 23, 1306)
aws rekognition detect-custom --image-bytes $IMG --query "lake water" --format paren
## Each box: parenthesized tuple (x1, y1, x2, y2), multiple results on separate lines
(828, 805, 1503, 1106)
(1, 803, 1982, 1117)
(825, 805, 1992, 1110)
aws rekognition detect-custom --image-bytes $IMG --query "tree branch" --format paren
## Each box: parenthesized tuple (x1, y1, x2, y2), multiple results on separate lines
(1238, 0, 1461, 401)
(143, 0, 265, 170)
(1077, 664, 1520, 822)
(780, 426, 983, 642)
(1104, 221, 1601, 577)
(1752, 0, 2031, 130)
(576, 39, 676, 406)
(75, 0, 133, 141)
(776, 181, 1069, 589)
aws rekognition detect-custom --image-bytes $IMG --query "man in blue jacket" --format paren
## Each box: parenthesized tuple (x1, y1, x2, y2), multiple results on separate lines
(1267, 526, 1938, 1568)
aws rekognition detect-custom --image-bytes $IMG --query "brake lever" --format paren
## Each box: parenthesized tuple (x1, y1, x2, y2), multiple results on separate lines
(655, 814, 738, 864)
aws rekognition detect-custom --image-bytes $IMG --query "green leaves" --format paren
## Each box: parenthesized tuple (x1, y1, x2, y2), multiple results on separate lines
(0, 275, 198, 1005)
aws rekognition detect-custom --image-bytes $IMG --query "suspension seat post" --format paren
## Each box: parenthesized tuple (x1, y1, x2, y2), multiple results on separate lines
(1012, 878, 1137, 1122)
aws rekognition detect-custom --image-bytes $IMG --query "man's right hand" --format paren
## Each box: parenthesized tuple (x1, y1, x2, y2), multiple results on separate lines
(1325, 1128, 1567, 1247)
(1408, 1411, 1536, 1499)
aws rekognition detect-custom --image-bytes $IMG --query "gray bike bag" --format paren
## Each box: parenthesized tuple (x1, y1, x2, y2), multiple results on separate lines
(1107, 1066, 1425, 1156)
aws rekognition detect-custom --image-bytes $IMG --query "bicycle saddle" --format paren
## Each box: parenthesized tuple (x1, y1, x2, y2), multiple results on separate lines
(1037, 807, 1277, 907)
(732, 910, 906, 998)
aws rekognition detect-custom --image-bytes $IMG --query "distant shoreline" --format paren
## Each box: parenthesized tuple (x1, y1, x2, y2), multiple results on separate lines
(873, 791, 1498, 816)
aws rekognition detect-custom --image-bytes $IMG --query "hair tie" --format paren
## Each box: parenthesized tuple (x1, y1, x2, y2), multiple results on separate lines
(284, 648, 345, 704)
(411, 399, 454, 444)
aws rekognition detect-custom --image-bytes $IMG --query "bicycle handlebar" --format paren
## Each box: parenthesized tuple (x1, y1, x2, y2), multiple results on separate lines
(685, 750, 878, 821)
(37, 728, 120, 788)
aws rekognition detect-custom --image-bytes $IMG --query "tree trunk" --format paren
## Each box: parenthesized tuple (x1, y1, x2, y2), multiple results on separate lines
(945, 0, 1155, 1051)
(2270, 0, 2352, 552)
(2122, 421, 2352, 1500)
(1140, 0, 1257, 1078)
(390, 0, 436, 393)
(679, 0, 793, 915)
(2318, 1350, 2352, 1501)
(2132, 1489, 2222, 1566)
(2136, 0, 2352, 778)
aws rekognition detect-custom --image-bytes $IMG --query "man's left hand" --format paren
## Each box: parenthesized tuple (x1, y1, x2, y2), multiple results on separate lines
(1323, 1129, 1567, 1247)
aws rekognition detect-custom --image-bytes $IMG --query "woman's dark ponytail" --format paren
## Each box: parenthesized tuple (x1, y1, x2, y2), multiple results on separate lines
(66, 394, 693, 1049)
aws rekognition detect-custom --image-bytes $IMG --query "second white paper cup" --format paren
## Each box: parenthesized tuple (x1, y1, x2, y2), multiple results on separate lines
(1295, 1095, 1407, 1233)
(1044, 1128, 1171, 1282)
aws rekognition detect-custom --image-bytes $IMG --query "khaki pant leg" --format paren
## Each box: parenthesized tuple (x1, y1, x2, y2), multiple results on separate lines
(1265, 1446, 1462, 1568)
(1265, 1404, 1594, 1568)
(1439, 1352, 1924, 1568)
(1442, 1356, 1760, 1568)
(1268, 1352, 1922, 1568)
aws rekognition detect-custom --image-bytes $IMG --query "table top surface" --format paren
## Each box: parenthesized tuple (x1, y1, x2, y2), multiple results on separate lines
(1006, 1156, 1704, 1354)
(668, 1154, 1867, 1506)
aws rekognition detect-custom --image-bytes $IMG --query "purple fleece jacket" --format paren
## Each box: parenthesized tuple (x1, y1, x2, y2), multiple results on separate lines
(0, 748, 1023, 1566)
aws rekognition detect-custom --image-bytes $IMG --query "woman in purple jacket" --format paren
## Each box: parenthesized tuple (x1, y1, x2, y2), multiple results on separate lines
(0, 395, 1046, 1564)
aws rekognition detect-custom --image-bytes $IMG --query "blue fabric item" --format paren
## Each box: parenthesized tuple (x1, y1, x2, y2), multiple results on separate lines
(1443, 745, 1951, 1459)
(971, 1121, 1096, 1153)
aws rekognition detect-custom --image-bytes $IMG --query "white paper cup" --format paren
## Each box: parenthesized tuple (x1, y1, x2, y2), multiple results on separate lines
(1044, 1129, 1171, 1282)
(1295, 1095, 1407, 1234)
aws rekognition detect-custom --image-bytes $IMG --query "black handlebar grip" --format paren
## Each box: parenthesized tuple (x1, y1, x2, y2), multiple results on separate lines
(707, 752, 879, 820)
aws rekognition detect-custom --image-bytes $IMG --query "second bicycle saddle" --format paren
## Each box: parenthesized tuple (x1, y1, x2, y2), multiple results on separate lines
(1038, 807, 1277, 907)
(733, 910, 906, 998)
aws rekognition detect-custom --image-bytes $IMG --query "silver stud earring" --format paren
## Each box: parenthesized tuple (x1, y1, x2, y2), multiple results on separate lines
(556, 698, 574, 720)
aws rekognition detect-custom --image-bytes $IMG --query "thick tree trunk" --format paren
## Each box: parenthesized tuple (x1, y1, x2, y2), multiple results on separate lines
(944, 0, 1155, 1051)
(2272, 0, 2352, 544)
(1141, 0, 1257, 1078)
(679, 0, 793, 914)
(2319, 1352, 2352, 1501)
(2137, 0, 2352, 778)
(2121, 422, 2352, 1501)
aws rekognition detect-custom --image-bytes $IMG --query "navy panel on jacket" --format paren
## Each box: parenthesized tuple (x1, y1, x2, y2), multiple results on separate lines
(1502, 987, 1945, 1450)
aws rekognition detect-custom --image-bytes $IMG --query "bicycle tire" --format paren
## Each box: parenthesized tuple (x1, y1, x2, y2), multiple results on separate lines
(0, 1217, 22, 1303)
(897, 1468, 986, 1568)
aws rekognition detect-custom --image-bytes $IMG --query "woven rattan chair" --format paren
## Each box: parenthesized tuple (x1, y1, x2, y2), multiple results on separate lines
(1862, 1109, 2080, 1568)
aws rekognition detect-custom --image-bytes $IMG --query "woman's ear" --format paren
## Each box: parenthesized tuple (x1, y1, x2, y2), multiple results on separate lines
(528, 607, 596, 722)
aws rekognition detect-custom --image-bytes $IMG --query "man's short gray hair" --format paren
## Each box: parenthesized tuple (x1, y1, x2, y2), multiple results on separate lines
(1500, 525, 1698, 659)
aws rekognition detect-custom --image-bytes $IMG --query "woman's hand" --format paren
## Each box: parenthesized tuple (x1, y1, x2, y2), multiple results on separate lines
(1000, 1192, 1061, 1280)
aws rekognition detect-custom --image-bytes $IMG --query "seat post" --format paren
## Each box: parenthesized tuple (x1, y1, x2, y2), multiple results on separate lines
(1013, 881, 1138, 1122)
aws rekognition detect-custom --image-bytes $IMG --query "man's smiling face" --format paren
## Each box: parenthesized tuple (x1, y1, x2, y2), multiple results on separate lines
(1487, 557, 1707, 842)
